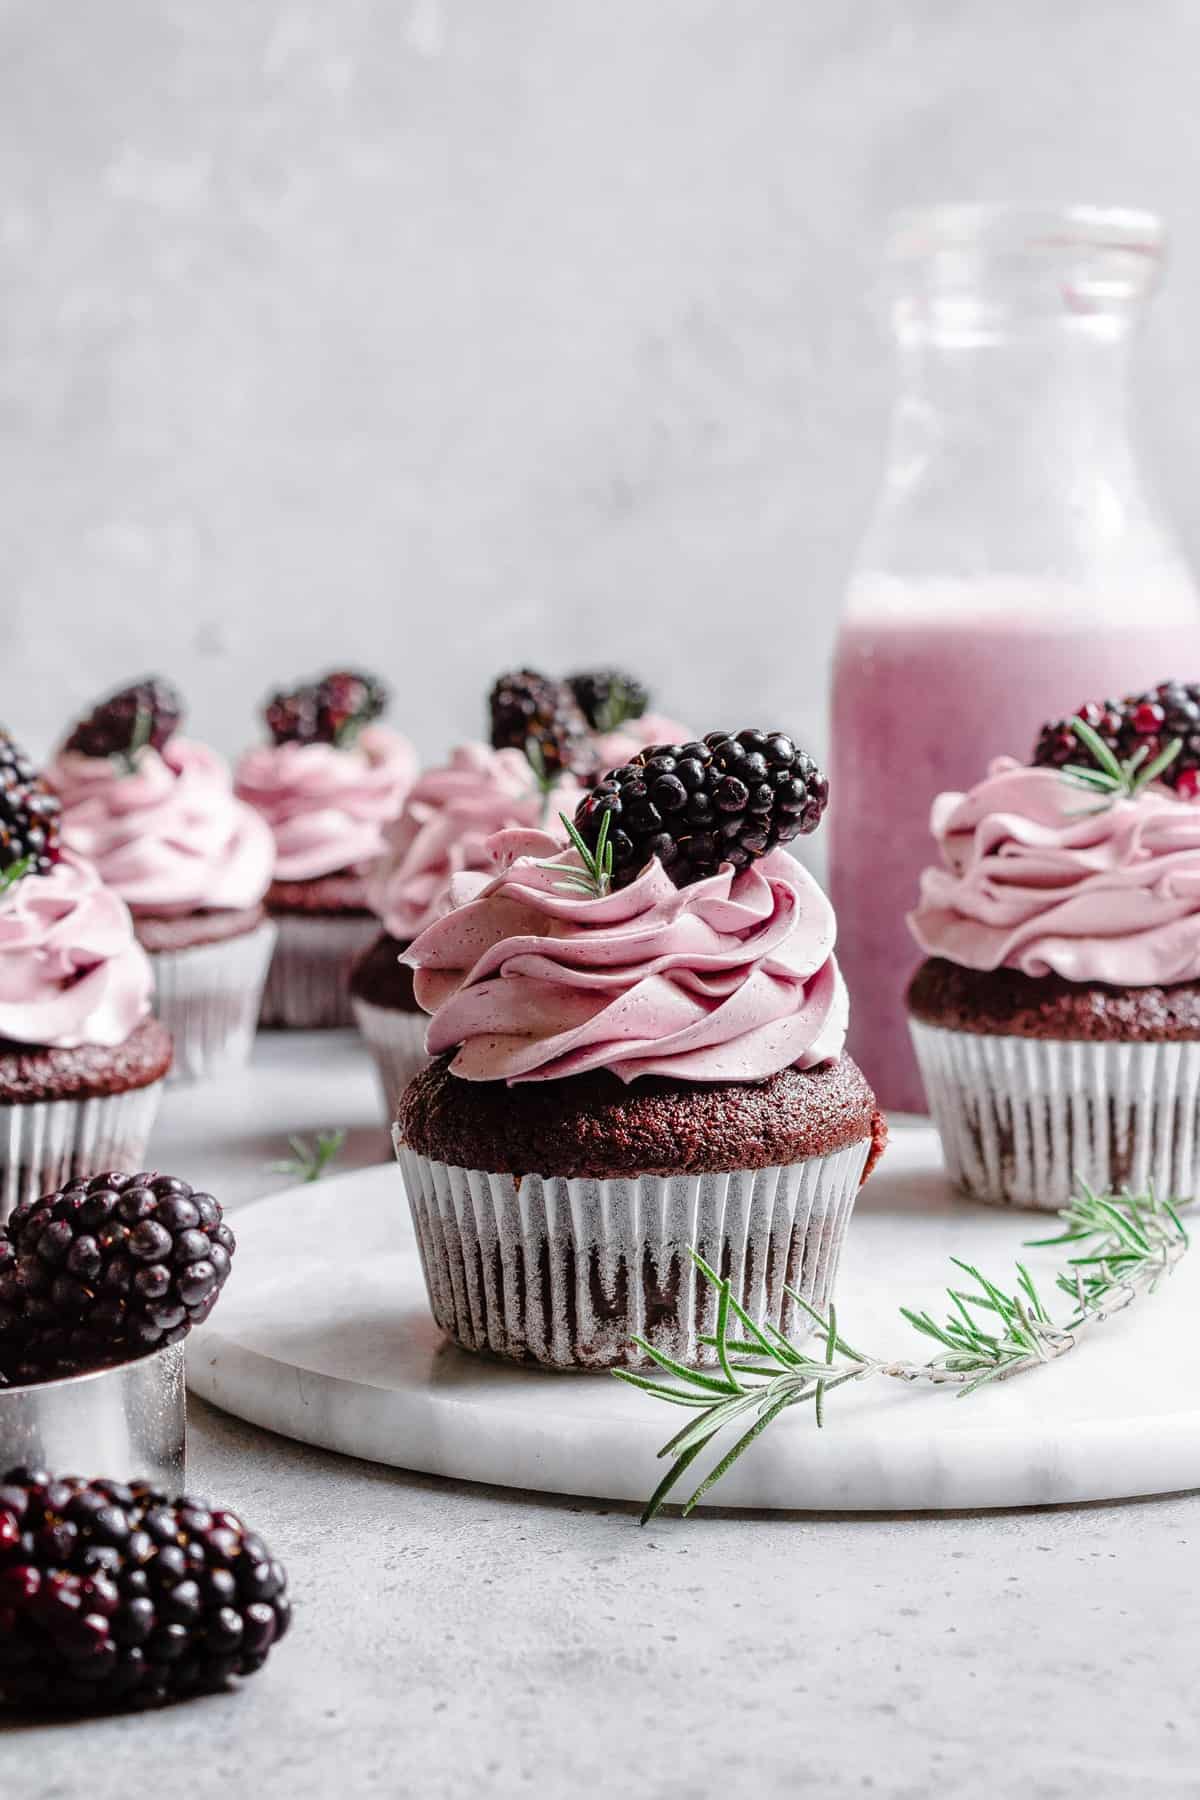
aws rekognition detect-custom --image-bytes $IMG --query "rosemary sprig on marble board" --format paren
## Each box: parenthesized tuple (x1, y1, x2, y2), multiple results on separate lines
(615, 1184, 1190, 1524)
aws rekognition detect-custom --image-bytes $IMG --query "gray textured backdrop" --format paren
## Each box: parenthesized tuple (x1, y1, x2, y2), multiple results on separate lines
(3, 0, 1199, 766)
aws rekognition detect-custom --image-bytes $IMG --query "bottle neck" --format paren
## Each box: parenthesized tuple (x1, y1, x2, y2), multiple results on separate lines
(887, 317, 1136, 486)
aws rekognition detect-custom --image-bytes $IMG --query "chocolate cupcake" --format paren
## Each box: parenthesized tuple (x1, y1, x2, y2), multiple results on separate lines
(235, 669, 417, 1028)
(47, 679, 276, 1083)
(393, 729, 885, 1371)
(351, 744, 584, 1120)
(0, 730, 170, 1216)
(907, 711, 1200, 1208)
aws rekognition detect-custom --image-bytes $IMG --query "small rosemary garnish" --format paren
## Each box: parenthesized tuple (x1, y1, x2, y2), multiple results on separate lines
(111, 702, 154, 776)
(538, 809, 614, 899)
(1061, 716, 1182, 809)
(0, 855, 35, 900)
(268, 1129, 346, 1184)
(617, 1182, 1190, 1522)
(523, 737, 564, 825)
(593, 679, 640, 735)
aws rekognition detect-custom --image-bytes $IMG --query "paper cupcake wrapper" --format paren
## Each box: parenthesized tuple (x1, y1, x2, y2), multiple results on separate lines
(393, 1138, 869, 1370)
(260, 914, 380, 1029)
(910, 1018, 1200, 1210)
(150, 921, 278, 1084)
(352, 999, 430, 1123)
(0, 1080, 166, 1226)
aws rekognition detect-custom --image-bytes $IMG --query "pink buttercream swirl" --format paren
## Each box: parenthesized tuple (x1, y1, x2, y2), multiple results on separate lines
(48, 739, 275, 915)
(908, 756, 1200, 984)
(0, 852, 153, 1049)
(367, 743, 585, 942)
(591, 714, 695, 772)
(234, 725, 417, 882)
(406, 830, 848, 1084)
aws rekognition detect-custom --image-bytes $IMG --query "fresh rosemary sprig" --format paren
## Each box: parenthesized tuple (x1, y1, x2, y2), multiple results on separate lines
(616, 1182, 1190, 1523)
(537, 809, 614, 898)
(0, 855, 35, 901)
(1061, 716, 1181, 810)
(269, 1129, 346, 1184)
(113, 702, 154, 776)
(593, 678, 639, 735)
(522, 737, 564, 825)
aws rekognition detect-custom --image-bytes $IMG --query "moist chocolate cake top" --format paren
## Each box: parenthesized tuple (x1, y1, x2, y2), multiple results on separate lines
(133, 905, 267, 955)
(907, 956, 1200, 1042)
(397, 1053, 886, 1180)
(0, 1016, 173, 1105)
(348, 931, 418, 1010)
(266, 869, 373, 918)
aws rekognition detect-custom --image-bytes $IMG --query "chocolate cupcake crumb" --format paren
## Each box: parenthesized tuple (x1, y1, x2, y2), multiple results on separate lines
(397, 1054, 885, 1180)
(907, 956, 1200, 1043)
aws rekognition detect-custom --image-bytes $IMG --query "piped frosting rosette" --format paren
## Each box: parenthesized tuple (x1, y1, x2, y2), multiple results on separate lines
(367, 744, 586, 944)
(0, 852, 152, 1050)
(407, 829, 848, 1084)
(908, 756, 1200, 986)
(235, 725, 417, 882)
(48, 739, 274, 916)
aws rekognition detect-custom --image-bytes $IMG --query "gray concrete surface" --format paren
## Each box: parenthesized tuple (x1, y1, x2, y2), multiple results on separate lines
(5, 1038, 1200, 1798)
(4, 1, 1200, 770)
(9, 1402, 1200, 1800)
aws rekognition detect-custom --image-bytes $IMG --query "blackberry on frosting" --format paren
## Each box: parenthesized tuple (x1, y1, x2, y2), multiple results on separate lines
(265, 669, 389, 749)
(573, 729, 828, 891)
(1033, 679, 1200, 799)
(63, 678, 183, 764)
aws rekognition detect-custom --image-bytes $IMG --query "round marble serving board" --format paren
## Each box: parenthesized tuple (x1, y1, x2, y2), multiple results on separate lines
(187, 1127, 1200, 1513)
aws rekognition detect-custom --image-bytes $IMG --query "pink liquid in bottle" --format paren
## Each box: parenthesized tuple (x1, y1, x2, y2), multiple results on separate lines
(831, 582, 1200, 1114)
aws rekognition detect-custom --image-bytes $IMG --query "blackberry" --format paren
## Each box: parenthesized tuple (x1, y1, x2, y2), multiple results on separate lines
(574, 729, 828, 890)
(567, 668, 650, 733)
(264, 668, 388, 748)
(0, 731, 60, 879)
(0, 1468, 290, 1711)
(1, 1172, 235, 1383)
(63, 678, 183, 762)
(1033, 681, 1200, 799)
(489, 669, 597, 782)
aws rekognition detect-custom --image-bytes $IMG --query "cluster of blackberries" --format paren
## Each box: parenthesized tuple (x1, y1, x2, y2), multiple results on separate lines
(574, 728, 829, 890)
(1033, 680, 1200, 799)
(0, 729, 61, 879)
(488, 668, 598, 782)
(265, 668, 389, 747)
(0, 1172, 235, 1387)
(63, 677, 183, 763)
(565, 667, 649, 733)
(0, 1468, 290, 1710)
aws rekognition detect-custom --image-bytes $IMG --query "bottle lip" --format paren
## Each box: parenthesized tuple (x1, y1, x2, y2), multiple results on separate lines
(888, 203, 1166, 265)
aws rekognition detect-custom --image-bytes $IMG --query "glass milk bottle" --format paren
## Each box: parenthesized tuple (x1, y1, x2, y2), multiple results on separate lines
(831, 205, 1200, 1115)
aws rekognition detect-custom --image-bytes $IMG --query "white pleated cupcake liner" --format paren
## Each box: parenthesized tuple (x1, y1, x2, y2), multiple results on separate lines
(393, 1138, 870, 1370)
(149, 921, 278, 1084)
(910, 1018, 1200, 1211)
(352, 999, 430, 1123)
(259, 914, 380, 1029)
(0, 1080, 165, 1226)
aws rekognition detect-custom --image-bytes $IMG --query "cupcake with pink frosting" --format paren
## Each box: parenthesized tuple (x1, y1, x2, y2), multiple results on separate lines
(394, 726, 884, 1371)
(0, 730, 170, 1217)
(48, 678, 276, 1082)
(907, 706, 1200, 1208)
(235, 669, 417, 1028)
(350, 743, 585, 1118)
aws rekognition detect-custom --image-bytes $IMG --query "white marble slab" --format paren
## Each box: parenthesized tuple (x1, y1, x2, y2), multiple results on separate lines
(187, 1127, 1200, 1513)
